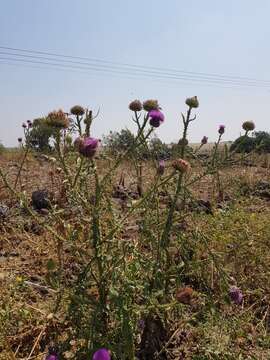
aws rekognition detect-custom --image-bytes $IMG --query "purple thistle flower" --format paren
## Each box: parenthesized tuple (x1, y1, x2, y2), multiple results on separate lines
(148, 110, 164, 128)
(93, 348, 111, 360)
(18, 137, 23, 143)
(218, 125, 225, 135)
(45, 355, 58, 360)
(22, 123, 27, 129)
(201, 136, 208, 145)
(157, 160, 165, 175)
(229, 286, 243, 305)
(77, 137, 100, 158)
(45, 350, 58, 360)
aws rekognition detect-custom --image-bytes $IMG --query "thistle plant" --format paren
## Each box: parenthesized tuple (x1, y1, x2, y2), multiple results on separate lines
(0, 98, 258, 360)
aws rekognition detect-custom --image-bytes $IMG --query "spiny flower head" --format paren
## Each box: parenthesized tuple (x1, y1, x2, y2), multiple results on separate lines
(143, 99, 159, 112)
(201, 136, 208, 145)
(149, 109, 164, 128)
(93, 348, 111, 360)
(46, 110, 69, 129)
(76, 136, 100, 158)
(185, 96, 199, 108)
(172, 158, 190, 173)
(129, 100, 142, 112)
(45, 348, 58, 360)
(70, 105, 85, 116)
(218, 125, 225, 135)
(242, 121, 255, 132)
(157, 160, 165, 175)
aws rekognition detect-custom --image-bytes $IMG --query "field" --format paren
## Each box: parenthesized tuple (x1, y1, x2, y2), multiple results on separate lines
(0, 104, 270, 360)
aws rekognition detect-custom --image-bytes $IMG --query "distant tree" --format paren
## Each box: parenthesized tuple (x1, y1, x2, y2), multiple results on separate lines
(26, 118, 56, 152)
(0, 142, 4, 154)
(102, 129, 135, 154)
(230, 135, 255, 153)
(148, 136, 171, 159)
(230, 131, 270, 153)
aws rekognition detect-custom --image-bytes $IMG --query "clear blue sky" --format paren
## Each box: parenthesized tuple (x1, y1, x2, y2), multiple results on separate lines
(1, 0, 270, 146)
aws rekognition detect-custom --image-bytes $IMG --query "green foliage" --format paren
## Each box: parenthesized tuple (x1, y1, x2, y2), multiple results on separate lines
(103, 129, 135, 154)
(230, 131, 270, 153)
(0, 142, 5, 155)
(26, 118, 56, 152)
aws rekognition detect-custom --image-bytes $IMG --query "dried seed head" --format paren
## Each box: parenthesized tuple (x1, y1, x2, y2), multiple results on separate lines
(129, 100, 142, 112)
(242, 121, 255, 132)
(70, 105, 85, 116)
(46, 110, 69, 129)
(176, 287, 193, 305)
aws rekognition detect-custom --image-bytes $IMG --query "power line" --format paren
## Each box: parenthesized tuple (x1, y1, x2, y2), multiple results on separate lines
(0, 45, 270, 86)
(1, 55, 265, 90)
(1, 53, 270, 90)
(0, 51, 269, 88)
(0, 60, 253, 92)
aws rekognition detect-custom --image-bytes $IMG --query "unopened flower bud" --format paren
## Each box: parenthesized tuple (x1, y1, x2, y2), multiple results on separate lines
(172, 158, 190, 173)
(179, 138, 189, 146)
(185, 96, 199, 108)
(218, 125, 225, 135)
(242, 121, 255, 132)
(129, 100, 142, 112)
(201, 136, 208, 145)
(157, 160, 165, 175)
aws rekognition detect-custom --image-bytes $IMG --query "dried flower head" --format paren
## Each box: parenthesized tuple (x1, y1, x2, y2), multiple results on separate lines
(70, 105, 85, 116)
(218, 125, 225, 135)
(93, 348, 111, 360)
(143, 99, 159, 112)
(201, 136, 208, 145)
(149, 109, 165, 128)
(176, 287, 193, 305)
(46, 110, 69, 129)
(242, 121, 255, 132)
(157, 160, 165, 175)
(172, 158, 190, 173)
(229, 286, 243, 305)
(185, 96, 199, 108)
(77, 136, 100, 158)
(129, 100, 142, 112)
(18, 137, 22, 143)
